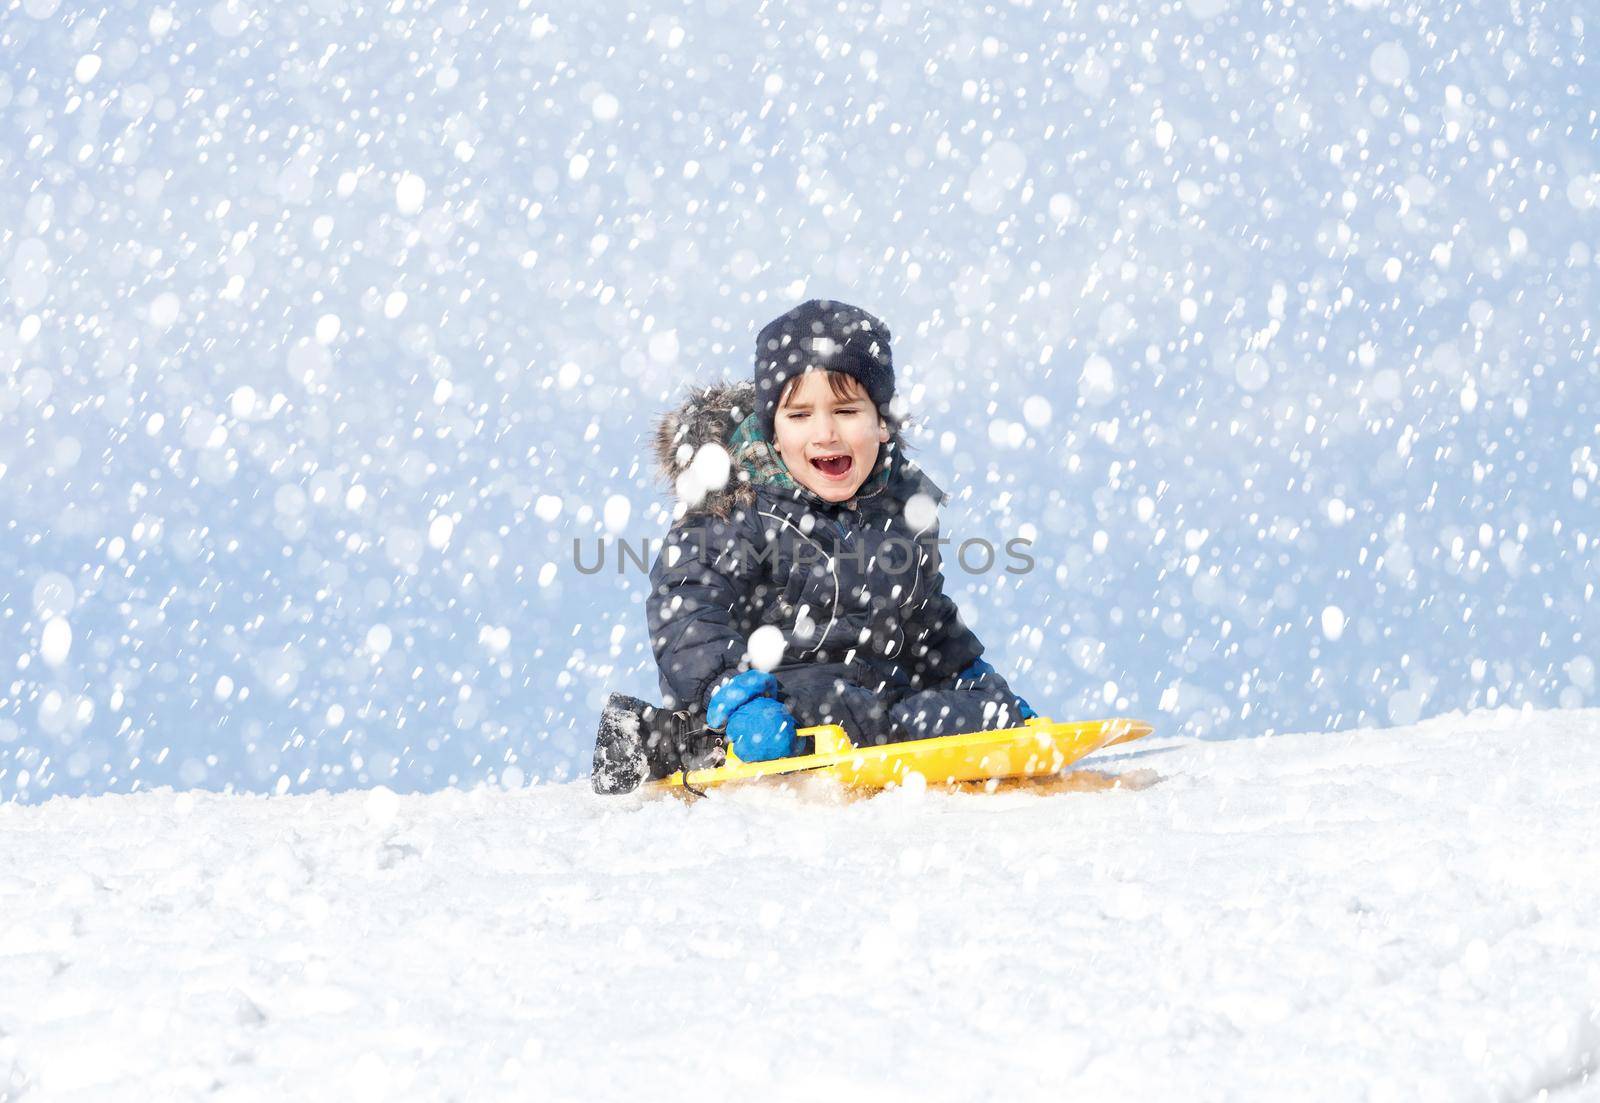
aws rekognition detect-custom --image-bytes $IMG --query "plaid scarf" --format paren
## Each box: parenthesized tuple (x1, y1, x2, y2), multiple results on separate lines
(726, 413, 895, 506)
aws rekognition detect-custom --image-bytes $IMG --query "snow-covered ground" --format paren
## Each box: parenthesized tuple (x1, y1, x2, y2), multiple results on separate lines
(2, 708, 1597, 1101)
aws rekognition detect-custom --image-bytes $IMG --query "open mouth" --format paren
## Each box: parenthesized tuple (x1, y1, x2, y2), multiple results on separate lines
(810, 454, 854, 480)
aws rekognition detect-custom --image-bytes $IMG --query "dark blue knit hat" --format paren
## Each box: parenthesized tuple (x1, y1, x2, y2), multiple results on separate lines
(754, 299, 894, 440)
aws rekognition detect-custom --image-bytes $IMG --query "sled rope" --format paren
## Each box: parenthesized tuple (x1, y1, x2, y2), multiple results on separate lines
(679, 766, 708, 799)
(676, 714, 711, 798)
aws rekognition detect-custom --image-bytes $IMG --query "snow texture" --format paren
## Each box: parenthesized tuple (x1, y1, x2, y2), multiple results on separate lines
(1, 3, 1596, 799)
(1, 708, 1596, 1099)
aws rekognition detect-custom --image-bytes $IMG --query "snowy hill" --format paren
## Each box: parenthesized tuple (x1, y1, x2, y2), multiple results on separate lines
(2, 708, 1596, 1100)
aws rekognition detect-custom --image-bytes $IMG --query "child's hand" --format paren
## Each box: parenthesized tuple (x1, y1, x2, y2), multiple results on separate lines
(957, 658, 1039, 722)
(957, 658, 997, 682)
(706, 671, 798, 761)
(725, 698, 797, 761)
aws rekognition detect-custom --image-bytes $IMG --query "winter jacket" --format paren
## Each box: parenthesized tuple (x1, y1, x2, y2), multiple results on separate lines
(645, 381, 992, 717)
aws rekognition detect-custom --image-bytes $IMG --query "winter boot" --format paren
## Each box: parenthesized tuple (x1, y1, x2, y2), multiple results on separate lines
(591, 693, 724, 794)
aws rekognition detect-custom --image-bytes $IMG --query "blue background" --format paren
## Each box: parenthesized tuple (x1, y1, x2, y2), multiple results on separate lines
(1, 0, 1595, 799)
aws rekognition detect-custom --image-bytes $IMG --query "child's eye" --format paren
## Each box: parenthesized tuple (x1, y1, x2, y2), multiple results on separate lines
(787, 411, 809, 419)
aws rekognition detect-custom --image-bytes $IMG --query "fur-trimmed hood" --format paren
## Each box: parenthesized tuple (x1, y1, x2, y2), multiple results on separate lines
(652, 380, 946, 520)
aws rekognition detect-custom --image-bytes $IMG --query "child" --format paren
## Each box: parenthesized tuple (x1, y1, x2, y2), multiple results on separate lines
(592, 298, 1033, 793)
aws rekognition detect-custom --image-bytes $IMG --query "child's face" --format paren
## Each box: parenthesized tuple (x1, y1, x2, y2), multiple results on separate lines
(771, 371, 891, 503)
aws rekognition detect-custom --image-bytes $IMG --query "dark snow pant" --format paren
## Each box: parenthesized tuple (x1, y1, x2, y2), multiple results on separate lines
(772, 663, 1027, 749)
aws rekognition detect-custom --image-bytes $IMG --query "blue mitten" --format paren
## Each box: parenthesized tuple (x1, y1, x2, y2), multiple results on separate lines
(958, 658, 1039, 721)
(706, 670, 778, 727)
(724, 697, 797, 762)
(958, 658, 997, 682)
(706, 671, 798, 762)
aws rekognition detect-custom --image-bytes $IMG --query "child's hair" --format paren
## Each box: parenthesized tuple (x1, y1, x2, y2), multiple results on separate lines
(777, 370, 906, 438)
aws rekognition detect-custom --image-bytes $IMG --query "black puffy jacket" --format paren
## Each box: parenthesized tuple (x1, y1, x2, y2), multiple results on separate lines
(646, 381, 989, 714)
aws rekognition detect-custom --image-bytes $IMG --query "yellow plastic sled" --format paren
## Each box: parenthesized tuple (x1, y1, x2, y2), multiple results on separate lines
(649, 715, 1154, 793)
